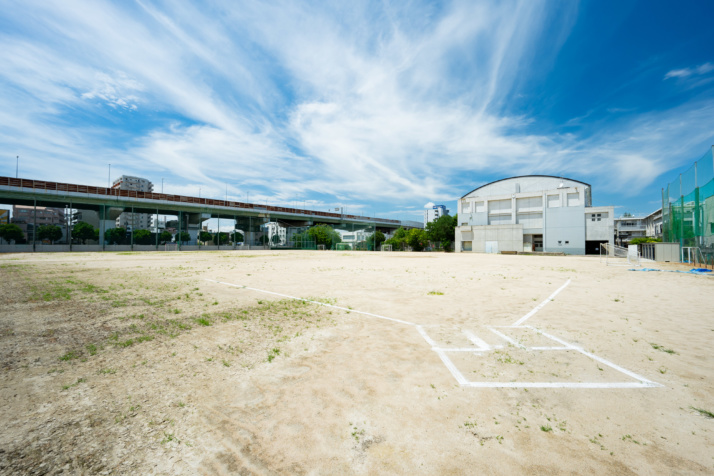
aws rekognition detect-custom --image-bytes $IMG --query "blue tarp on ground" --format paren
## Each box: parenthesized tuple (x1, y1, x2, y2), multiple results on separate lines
(629, 268, 713, 274)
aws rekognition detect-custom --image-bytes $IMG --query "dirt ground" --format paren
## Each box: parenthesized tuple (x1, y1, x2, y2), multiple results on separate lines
(0, 250, 712, 475)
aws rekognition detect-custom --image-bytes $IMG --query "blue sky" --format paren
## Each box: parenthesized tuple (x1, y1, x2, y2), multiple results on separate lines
(1, 0, 713, 221)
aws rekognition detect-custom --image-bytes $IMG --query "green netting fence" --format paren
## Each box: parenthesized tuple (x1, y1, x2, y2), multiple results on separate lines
(662, 146, 714, 257)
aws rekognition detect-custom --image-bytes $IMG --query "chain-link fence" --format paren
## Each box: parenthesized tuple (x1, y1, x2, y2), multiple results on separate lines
(662, 146, 714, 261)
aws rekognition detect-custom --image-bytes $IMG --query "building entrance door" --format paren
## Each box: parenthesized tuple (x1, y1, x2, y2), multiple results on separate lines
(485, 241, 499, 254)
(533, 235, 543, 252)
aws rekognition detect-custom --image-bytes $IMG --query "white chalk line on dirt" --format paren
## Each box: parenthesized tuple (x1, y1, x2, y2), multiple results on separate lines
(208, 278, 661, 389)
(512, 279, 571, 326)
(205, 279, 417, 326)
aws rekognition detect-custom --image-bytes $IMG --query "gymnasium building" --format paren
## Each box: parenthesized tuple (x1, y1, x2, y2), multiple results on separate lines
(455, 175, 614, 255)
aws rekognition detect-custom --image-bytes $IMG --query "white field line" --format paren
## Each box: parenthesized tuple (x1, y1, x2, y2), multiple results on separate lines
(487, 327, 526, 349)
(525, 326, 662, 387)
(462, 329, 491, 351)
(208, 278, 661, 389)
(416, 326, 438, 346)
(433, 350, 469, 385)
(512, 279, 571, 326)
(205, 279, 417, 326)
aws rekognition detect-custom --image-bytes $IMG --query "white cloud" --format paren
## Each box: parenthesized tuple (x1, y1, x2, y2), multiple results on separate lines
(424, 202, 435, 209)
(0, 0, 711, 210)
(664, 62, 714, 80)
(81, 72, 144, 110)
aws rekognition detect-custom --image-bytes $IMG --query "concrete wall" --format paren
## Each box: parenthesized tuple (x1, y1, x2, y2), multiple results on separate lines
(72, 245, 103, 252)
(35, 244, 71, 252)
(457, 224, 523, 253)
(544, 206, 585, 254)
(0, 245, 33, 253)
(585, 206, 614, 241)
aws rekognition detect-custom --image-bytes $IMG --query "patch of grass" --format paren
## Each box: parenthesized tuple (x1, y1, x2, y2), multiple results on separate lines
(650, 343, 677, 354)
(98, 368, 116, 375)
(61, 377, 86, 390)
(495, 350, 524, 365)
(222, 359, 231, 367)
(85, 343, 98, 356)
(267, 347, 281, 363)
(195, 317, 211, 326)
(540, 425, 553, 432)
(690, 406, 714, 419)
(59, 350, 80, 361)
(161, 432, 178, 444)
(427, 291, 444, 295)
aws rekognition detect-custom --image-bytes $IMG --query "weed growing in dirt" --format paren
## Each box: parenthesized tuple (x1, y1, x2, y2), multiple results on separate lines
(650, 343, 677, 354)
(59, 351, 80, 361)
(540, 425, 553, 432)
(61, 377, 86, 390)
(427, 291, 444, 295)
(267, 347, 280, 362)
(690, 406, 714, 419)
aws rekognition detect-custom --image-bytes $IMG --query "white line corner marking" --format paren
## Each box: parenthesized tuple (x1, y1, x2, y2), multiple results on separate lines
(207, 278, 660, 389)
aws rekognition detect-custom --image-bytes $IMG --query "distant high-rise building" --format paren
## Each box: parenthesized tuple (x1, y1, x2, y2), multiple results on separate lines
(112, 175, 154, 230)
(424, 205, 450, 227)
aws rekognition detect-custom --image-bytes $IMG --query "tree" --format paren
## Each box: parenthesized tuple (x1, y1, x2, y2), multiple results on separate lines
(270, 233, 281, 246)
(366, 230, 385, 250)
(73, 221, 96, 244)
(232, 231, 244, 243)
(133, 229, 153, 245)
(177, 231, 191, 244)
(384, 227, 408, 251)
(406, 228, 427, 251)
(307, 224, 341, 249)
(105, 227, 127, 245)
(0, 223, 25, 244)
(425, 214, 456, 251)
(199, 231, 213, 243)
(37, 224, 62, 244)
(216, 232, 229, 245)
(160, 230, 173, 244)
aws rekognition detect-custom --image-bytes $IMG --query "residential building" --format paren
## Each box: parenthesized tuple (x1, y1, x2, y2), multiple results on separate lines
(614, 215, 647, 246)
(263, 222, 287, 246)
(339, 229, 370, 247)
(455, 175, 614, 254)
(11, 205, 67, 242)
(643, 208, 663, 239)
(112, 176, 153, 230)
(424, 205, 449, 227)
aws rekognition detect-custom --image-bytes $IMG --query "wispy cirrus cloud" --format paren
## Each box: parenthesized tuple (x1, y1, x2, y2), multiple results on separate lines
(664, 62, 714, 79)
(0, 0, 712, 215)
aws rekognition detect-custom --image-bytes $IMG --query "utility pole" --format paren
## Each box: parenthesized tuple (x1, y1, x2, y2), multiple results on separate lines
(16, 156, 18, 178)
(161, 178, 164, 194)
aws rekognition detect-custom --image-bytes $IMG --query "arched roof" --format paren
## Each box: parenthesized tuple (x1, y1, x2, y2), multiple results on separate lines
(461, 175, 591, 199)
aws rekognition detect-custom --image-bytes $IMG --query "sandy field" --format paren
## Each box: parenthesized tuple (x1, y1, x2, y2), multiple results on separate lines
(0, 250, 713, 475)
